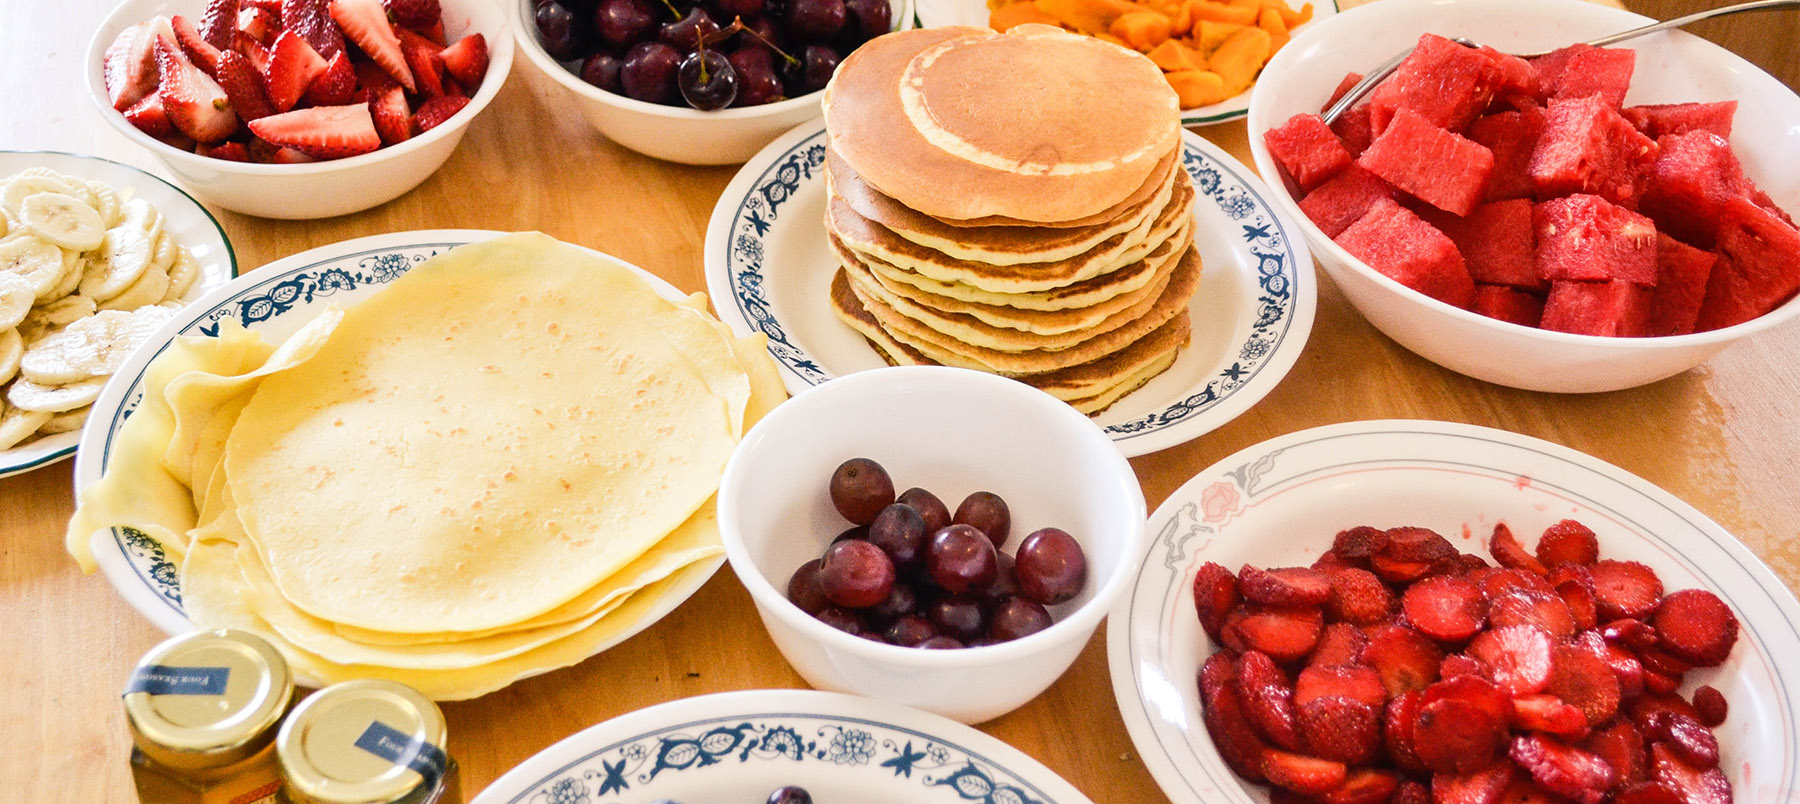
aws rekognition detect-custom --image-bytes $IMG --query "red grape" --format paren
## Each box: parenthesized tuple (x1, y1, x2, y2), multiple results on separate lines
(916, 636, 964, 649)
(1015, 527, 1087, 605)
(989, 596, 1053, 641)
(787, 558, 830, 615)
(867, 503, 927, 576)
(814, 607, 864, 635)
(897, 487, 951, 534)
(818, 539, 894, 609)
(928, 595, 985, 640)
(865, 581, 919, 625)
(926, 524, 998, 595)
(883, 614, 935, 646)
(829, 458, 894, 525)
(953, 491, 1012, 549)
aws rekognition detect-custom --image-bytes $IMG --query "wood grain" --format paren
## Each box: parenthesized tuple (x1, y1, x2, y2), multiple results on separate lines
(3, 1, 1794, 803)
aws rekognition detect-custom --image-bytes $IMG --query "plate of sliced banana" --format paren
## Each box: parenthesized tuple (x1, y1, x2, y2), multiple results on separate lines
(0, 151, 236, 479)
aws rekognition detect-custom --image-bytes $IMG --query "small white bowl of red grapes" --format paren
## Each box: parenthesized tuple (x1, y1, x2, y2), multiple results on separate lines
(515, 0, 912, 165)
(717, 365, 1146, 724)
(1245, 0, 1800, 393)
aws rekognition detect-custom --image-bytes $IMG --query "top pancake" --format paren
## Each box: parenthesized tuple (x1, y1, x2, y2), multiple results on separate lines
(823, 25, 1180, 225)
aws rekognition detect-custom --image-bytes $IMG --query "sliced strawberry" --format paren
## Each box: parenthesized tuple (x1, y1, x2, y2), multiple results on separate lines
(1643, 711, 1719, 768)
(1432, 762, 1514, 804)
(1547, 644, 1621, 726)
(1634, 645, 1694, 678)
(353, 58, 401, 101)
(1567, 630, 1645, 703)
(1553, 570, 1599, 632)
(331, 0, 415, 91)
(1490, 522, 1549, 575)
(105, 18, 172, 111)
(171, 15, 223, 75)
(1509, 734, 1616, 804)
(1641, 668, 1679, 695)
(1496, 777, 1579, 804)
(1442, 653, 1485, 678)
(385, 0, 441, 28)
(1193, 561, 1241, 644)
(1612, 781, 1683, 804)
(271, 146, 318, 163)
(155, 36, 239, 143)
(200, 0, 240, 49)
(1297, 695, 1379, 764)
(1456, 553, 1493, 574)
(263, 30, 328, 112)
(1602, 619, 1659, 651)
(248, 103, 379, 159)
(123, 93, 177, 138)
(202, 141, 251, 161)
(1591, 560, 1663, 622)
(1262, 749, 1348, 796)
(413, 94, 468, 132)
(438, 33, 488, 91)
(1331, 526, 1387, 565)
(1650, 589, 1738, 667)
(1201, 650, 1235, 699)
(1474, 567, 1558, 600)
(246, 135, 282, 162)
(396, 26, 446, 97)
(1404, 575, 1489, 642)
(1383, 526, 1458, 563)
(414, 17, 446, 45)
(1235, 650, 1303, 750)
(1488, 589, 1577, 639)
(1393, 779, 1432, 804)
(1201, 651, 1271, 784)
(304, 51, 356, 106)
(1512, 694, 1590, 739)
(1536, 520, 1600, 567)
(215, 50, 275, 122)
(1629, 692, 1702, 734)
(1219, 606, 1251, 653)
(1295, 663, 1387, 709)
(1312, 550, 1353, 572)
(1359, 623, 1443, 696)
(238, 5, 279, 44)
(1422, 674, 1515, 724)
(1369, 553, 1434, 584)
(1235, 607, 1324, 664)
(1467, 625, 1555, 696)
(1385, 690, 1429, 773)
(1321, 769, 1399, 804)
(1690, 685, 1727, 727)
(281, 0, 345, 59)
(1580, 718, 1649, 788)
(370, 85, 412, 145)
(236, 32, 271, 74)
(1242, 566, 1333, 607)
(1649, 743, 1731, 804)
(1415, 697, 1508, 774)
(1323, 567, 1394, 625)
(1547, 563, 1593, 591)
(1309, 623, 1368, 668)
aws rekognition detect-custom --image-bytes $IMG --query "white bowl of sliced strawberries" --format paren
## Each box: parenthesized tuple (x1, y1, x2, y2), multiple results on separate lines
(1245, 0, 1800, 393)
(87, 0, 511, 219)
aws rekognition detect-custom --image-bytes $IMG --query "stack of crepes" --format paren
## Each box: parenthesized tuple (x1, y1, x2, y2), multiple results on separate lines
(821, 24, 1202, 414)
(66, 233, 785, 700)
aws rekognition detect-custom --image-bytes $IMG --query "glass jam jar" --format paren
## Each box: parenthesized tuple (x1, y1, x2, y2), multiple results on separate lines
(274, 679, 461, 804)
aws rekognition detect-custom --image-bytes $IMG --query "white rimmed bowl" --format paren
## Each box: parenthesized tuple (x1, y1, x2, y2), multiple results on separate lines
(86, 0, 513, 219)
(511, 0, 914, 165)
(717, 365, 1146, 724)
(1245, 0, 1800, 393)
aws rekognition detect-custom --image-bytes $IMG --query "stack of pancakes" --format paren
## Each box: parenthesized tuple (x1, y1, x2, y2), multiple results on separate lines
(821, 24, 1200, 414)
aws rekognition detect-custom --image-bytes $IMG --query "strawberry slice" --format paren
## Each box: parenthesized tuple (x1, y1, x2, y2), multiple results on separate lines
(200, 0, 240, 49)
(1393, 779, 1431, 804)
(1643, 711, 1719, 768)
(1536, 520, 1600, 567)
(1432, 762, 1514, 804)
(263, 30, 329, 112)
(1322, 769, 1399, 804)
(1359, 623, 1443, 696)
(1497, 777, 1581, 804)
(1612, 782, 1683, 804)
(1404, 575, 1489, 642)
(202, 141, 251, 161)
(1235, 650, 1303, 751)
(155, 36, 239, 143)
(370, 85, 412, 145)
(1385, 690, 1430, 773)
(1650, 589, 1738, 667)
(1690, 685, 1727, 727)
(1648, 743, 1731, 804)
(1241, 566, 1332, 607)
(1628, 691, 1702, 733)
(1488, 588, 1576, 639)
(1297, 695, 1379, 764)
(1490, 522, 1549, 575)
(1323, 566, 1393, 625)
(385, 0, 441, 29)
(282, 0, 345, 59)
(1550, 565, 1599, 632)
(331, 0, 415, 91)
(1219, 607, 1251, 653)
(1308, 622, 1368, 668)
(1641, 667, 1680, 695)
(1591, 560, 1663, 622)
(1602, 618, 1659, 651)
(238, 5, 279, 44)
(1634, 645, 1694, 678)
(304, 51, 356, 107)
(1415, 696, 1508, 774)
(1331, 525, 1388, 565)
(1511, 694, 1590, 739)
(1193, 562, 1241, 644)
(438, 33, 488, 91)
(105, 18, 173, 111)
(215, 50, 275, 122)
(1261, 749, 1348, 796)
(1547, 644, 1621, 726)
(1441, 653, 1485, 678)
(1580, 718, 1649, 788)
(396, 26, 448, 97)
(1509, 734, 1616, 804)
(1383, 526, 1458, 563)
(236, 32, 272, 74)
(1296, 663, 1387, 709)
(1467, 625, 1555, 696)
(123, 93, 177, 138)
(1234, 606, 1324, 664)
(1200, 648, 1234, 700)
(1200, 651, 1271, 783)
(1369, 553, 1434, 584)
(247, 103, 380, 159)
(272, 146, 320, 162)
(1422, 674, 1515, 723)
(1474, 567, 1558, 600)
(171, 15, 222, 75)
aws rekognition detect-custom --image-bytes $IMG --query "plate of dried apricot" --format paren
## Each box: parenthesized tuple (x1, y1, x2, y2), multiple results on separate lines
(916, 0, 1335, 124)
(1107, 419, 1800, 804)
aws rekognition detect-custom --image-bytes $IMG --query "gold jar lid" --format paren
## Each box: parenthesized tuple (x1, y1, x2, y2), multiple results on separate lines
(123, 628, 294, 771)
(276, 679, 452, 804)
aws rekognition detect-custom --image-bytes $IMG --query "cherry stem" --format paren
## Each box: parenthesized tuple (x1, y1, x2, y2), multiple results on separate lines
(729, 15, 799, 66)
(655, 0, 680, 18)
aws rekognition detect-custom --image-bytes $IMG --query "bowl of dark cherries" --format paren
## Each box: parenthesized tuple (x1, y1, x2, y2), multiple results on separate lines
(514, 0, 912, 164)
(717, 366, 1146, 724)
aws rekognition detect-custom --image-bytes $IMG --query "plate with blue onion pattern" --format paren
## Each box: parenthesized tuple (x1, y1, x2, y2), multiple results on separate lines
(471, 689, 1097, 804)
(704, 122, 1315, 458)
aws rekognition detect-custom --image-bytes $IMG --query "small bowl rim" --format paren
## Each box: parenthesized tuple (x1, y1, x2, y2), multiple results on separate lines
(717, 365, 1147, 668)
(85, 0, 514, 175)
(1245, 0, 1800, 352)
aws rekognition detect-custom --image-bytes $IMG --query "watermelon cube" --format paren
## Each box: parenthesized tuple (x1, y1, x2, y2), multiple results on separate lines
(1639, 130, 1749, 248)
(1440, 199, 1543, 290)
(1300, 164, 1397, 237)
(1265, 113, 1353, 193)
(1476, 45, 1540, 101)
(1552, 47, 1635, 108)
(1646, 233, 1717, 336)
(1541, 279, 1652, 336)
(1528, 94, 1657, 207)
(1622, 101, 1736, 140)
(1331, 103, 1376, 157)
(1535, 194, 1658, 286)
(1325, 71, 1365, 108)
(1359, 107, 1495, 216)
(1336, 198, 1476, 308)
(1468, 106, 1545, 202)
(1367, 33, 1500, 134)
(1472, 284, 1547, 327)
(1529, 45, 1591, 95)
(1752, 188, 1798, 227)
(1694, 198, 1800, 330)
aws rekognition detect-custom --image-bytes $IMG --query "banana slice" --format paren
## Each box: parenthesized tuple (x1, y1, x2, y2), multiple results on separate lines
(6, 375, 107, 413)
(19, 306, 168, 385)
(118, 198, 164, 238)
(79, 227, 152, 302)
(37, 405, 89, 435)
(0, 175, 82, 220)
(0, 236, 65, 301)
(20, 193, 105, 252)
(45, 247, 84, 300)
(98, 263, 169, 311)
(0, 397, 52, 449)
(87, 180, 123, 228)
(1, 272, 32, 329)
(34, 294, 97, 328)
(163, 248, 199, 301)
(0, 327, 21, 384)
(149, 228, 178, 272)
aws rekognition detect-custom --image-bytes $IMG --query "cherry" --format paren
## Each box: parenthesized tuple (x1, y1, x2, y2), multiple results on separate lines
(579, 53, 622, 92)
(535, 1, 583, 59)
(728, 46, 783, 106)
(595, 0, 657, 49)
(783, 0, 844, 40)
(678, 49, 738, 110)
(620, 40, 681, 103)
(659, 6, 719, 52)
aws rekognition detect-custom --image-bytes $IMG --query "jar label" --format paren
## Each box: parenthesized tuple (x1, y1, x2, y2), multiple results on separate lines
(123, 664, 230, 696)
(354, 720, 449, 791)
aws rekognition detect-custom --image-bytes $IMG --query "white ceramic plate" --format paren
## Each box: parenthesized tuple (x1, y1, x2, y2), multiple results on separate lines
(1107, 419, 1800, 804)
(909, 0, 1338, 126)
(472, 689, 1097, 804)
(704, 122, 1315, 457)
(0, 150, 236, 479)
(73, 231, 725, 681)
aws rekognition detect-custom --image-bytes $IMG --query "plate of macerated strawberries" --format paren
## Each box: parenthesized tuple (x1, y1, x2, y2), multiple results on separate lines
(1107, 419, 1800, 804)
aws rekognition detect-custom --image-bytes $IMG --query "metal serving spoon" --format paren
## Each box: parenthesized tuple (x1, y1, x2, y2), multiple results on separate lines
(1322, 0, 1800, 124)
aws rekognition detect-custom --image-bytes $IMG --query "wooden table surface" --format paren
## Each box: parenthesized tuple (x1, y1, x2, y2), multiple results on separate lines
(3, 1, 1796, 802)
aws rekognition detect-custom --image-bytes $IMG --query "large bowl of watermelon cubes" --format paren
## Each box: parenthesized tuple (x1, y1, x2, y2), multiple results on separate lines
(86, 0, 512, 219)
(1244, 0, 1800, 393)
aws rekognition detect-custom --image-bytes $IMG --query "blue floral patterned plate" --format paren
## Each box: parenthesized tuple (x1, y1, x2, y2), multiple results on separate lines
(73, 231, 722, 663)
(471, 689, 1096, 804)
(703, 123, 1316, 458)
